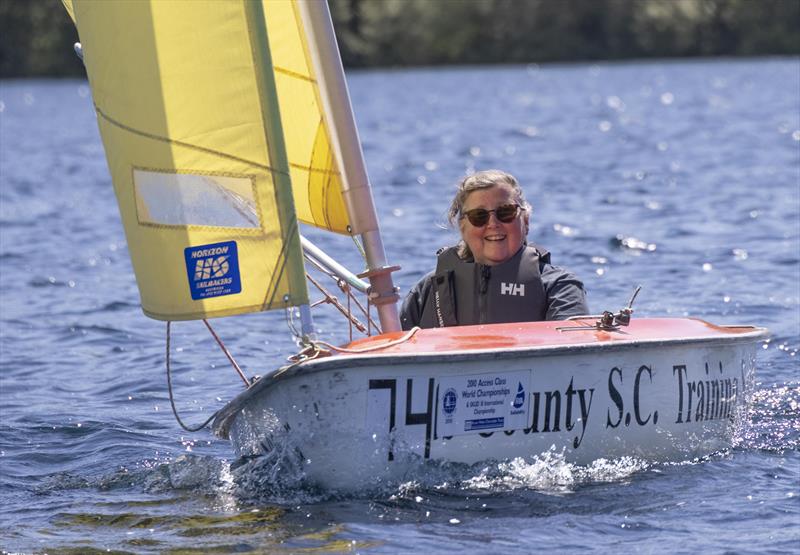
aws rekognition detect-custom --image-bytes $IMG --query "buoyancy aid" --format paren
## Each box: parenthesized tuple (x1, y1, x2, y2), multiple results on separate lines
(426, 244, 548, 327)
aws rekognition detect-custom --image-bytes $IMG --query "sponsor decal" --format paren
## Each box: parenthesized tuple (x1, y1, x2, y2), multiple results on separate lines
(465, 417, 504, 431)
(184, 241, 242, 300)
(437, 370, 531, 437)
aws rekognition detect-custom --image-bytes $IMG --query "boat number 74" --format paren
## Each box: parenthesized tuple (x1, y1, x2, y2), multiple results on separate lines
(368, 378, 434, 461)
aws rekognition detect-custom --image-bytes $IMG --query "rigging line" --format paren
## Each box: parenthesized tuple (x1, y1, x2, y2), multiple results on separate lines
(348, 227, 368, 263)
(342, 283, 381, 331)
(165, 321, 219, 433)
(202, 319, 250, 388)
(284, 304, 302, 341)
(302, 249, 378, 330)
(312, 326, 420, 354)
(93, 104, 288, 176)
(274, 346, 325, 377)
(302, 253, 379, 332)
(305, 273, 368, 334)
(347, 283, 353, 343)
(302, 253, 338, 280)
(368, 297, 372, 336)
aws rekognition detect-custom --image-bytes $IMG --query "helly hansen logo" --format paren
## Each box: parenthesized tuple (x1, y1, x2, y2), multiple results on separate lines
(500, 282, 525, 296)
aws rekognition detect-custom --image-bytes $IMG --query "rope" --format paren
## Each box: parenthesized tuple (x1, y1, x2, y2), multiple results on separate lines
(340, 279, 381, 333)
(347, 282, 353, 343)
(203, 319, 250, 387)
(347, 225, 368, 262)
(310, 326, 420, 354)
(165, 321, 219, 433)
(305, 273, 368, 334)
(285, 305, 302, 341)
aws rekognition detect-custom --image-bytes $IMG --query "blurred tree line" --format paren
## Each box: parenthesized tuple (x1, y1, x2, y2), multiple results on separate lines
(328, 0, 800, 66)
(1, 0, 798, 78)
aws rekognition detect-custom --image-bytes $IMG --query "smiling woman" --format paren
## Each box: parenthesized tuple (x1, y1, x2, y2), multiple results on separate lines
(400, 170, 589, 329)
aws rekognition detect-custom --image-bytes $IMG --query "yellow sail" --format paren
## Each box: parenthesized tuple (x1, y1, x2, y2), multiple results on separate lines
(264, 0, 350, 232)
(66, 0, 350, 320)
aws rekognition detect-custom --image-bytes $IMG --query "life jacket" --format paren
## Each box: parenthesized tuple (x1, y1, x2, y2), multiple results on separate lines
(424, 244, 548, 327)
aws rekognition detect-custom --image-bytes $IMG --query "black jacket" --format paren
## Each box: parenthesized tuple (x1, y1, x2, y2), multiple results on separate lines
(400, 244, 589, 330)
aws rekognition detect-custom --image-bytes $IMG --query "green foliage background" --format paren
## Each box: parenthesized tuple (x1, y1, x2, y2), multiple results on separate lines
(1, 0, 798, 78)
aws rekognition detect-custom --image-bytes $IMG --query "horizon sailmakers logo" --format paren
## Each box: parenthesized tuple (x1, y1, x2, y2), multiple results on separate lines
(443, 388, 458, 422)
(512, 382, 525, 409)
(195, 254, 229, 281)
(184, 241, 242, 300)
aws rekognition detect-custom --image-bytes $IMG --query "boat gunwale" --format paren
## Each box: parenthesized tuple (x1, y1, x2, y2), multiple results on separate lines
(212, 322, 768, 438)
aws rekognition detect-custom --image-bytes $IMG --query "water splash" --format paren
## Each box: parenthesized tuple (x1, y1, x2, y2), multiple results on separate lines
(229, 431, 325, 505)
(461, 447, 649, 494)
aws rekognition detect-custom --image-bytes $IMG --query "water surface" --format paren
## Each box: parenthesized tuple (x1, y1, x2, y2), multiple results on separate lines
(1, 58, 798, 553)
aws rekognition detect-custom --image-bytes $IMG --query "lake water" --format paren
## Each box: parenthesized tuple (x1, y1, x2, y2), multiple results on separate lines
(1, 58, 798, 553)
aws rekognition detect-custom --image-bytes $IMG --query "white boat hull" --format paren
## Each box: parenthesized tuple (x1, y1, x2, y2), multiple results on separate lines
(214, 319, 765, 490)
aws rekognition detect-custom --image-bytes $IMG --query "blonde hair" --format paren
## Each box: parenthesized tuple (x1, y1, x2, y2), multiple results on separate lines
(447, 170, 531, 259)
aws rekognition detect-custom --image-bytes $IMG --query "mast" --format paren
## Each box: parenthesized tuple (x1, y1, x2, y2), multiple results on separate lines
(296, 0, 401, 333)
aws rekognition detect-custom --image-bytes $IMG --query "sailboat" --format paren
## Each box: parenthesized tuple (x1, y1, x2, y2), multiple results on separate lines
(64, 0, 767, 490)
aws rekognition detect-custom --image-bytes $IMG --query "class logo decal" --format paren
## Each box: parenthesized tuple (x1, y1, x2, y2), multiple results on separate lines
(184, 241, 242, 300)
(443, 388, 458, 416)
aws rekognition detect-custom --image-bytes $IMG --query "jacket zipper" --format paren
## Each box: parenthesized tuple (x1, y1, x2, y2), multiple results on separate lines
(478, 265, 491, 324)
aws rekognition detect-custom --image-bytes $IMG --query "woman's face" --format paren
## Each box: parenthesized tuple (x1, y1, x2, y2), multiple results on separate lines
(459, 183, 528, 266)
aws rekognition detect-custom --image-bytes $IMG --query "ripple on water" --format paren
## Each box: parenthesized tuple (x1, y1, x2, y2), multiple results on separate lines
(736, 384, 800, 453)
(1, 63, 798, 554)
(610, 234, 657, 252)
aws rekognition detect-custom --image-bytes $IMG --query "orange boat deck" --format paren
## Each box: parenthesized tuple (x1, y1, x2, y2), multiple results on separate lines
(341, 318, 765, 356)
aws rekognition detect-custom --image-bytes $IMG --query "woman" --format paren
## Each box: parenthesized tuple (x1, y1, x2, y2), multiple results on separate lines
(400, 170, 589, 330)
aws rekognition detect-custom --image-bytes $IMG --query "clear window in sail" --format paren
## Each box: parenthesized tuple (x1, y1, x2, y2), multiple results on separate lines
(133, 169, 261, 229)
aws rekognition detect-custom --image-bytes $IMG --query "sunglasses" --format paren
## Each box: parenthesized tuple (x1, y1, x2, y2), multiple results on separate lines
(460, 203, 522, 227)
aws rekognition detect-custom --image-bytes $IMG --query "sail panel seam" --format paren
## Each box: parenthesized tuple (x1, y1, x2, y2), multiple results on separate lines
(289, 162, 339, 175)
(306, 118, 327, 227)
(261, 219, 298, 311)
(321, 143, 334, 229)
(93, 104, 289, 177)
(274, 66, 316, 83)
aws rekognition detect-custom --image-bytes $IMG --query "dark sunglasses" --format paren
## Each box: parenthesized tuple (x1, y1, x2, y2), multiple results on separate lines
(461, 203, 522, 227)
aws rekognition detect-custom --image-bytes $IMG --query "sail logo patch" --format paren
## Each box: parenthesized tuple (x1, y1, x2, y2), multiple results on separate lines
(184, 241, 242, 300)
